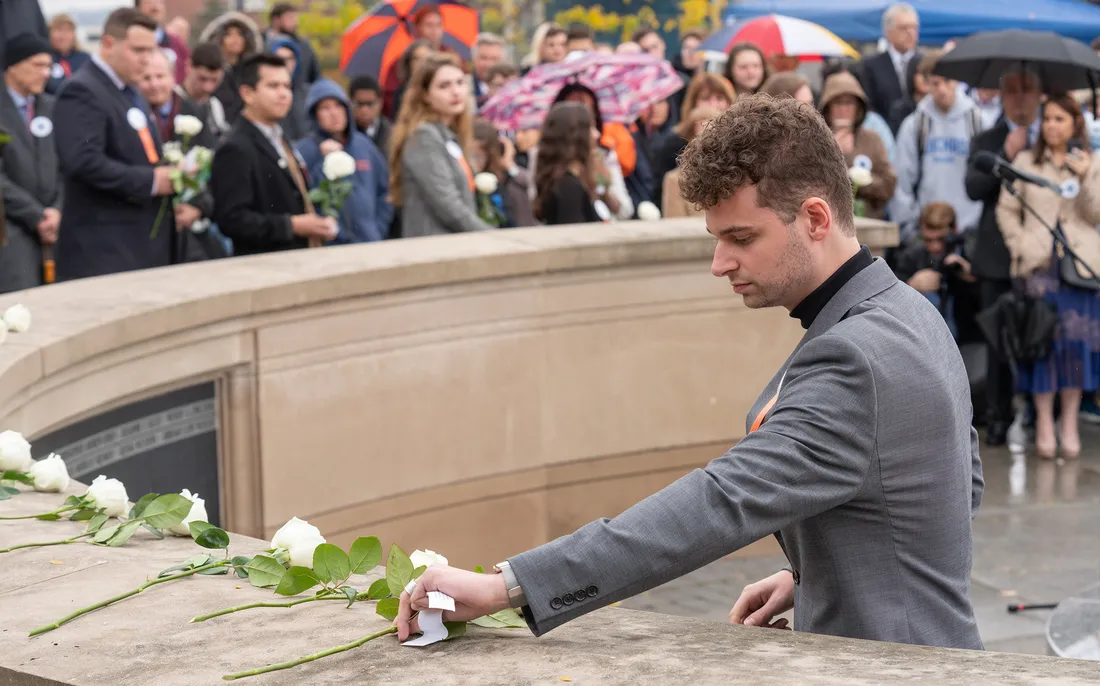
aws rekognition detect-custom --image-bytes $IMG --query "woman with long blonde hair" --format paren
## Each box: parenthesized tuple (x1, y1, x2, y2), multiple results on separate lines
(389, 53, 492, 237)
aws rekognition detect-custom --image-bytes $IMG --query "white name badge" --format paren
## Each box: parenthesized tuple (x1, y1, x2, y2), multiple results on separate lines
(29, 116, 53, 138)
(50, 63, 64, 79)
(445, 140, 464, 160)
(852, 154, 873, 171)
(1062, 177, 1081, 200)
(126, 107, 148, 131)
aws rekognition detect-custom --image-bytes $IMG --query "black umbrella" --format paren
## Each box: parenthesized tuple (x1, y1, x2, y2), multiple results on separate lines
(934, 30, 1100, 93)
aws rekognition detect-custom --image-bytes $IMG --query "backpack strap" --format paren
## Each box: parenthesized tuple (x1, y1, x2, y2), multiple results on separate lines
(915, 110, 931, 194)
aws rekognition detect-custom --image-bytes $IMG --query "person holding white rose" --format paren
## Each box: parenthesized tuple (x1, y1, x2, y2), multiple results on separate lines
(295, 79, 393, 243)
(471, 118, 536, 227)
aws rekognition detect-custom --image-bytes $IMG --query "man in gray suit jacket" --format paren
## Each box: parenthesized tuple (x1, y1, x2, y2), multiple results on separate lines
(0, 33, 60, 293)
(397, 96, 985, 650)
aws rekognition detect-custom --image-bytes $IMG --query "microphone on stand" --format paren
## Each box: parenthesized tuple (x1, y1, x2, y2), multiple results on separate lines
(973, 150, 1065, 195)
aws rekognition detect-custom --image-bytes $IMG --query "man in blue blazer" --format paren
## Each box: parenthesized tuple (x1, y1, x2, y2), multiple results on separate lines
(53, 7, 176, 281)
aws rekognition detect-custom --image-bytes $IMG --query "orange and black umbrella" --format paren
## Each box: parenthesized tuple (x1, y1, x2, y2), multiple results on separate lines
(340, 0, 478, 86)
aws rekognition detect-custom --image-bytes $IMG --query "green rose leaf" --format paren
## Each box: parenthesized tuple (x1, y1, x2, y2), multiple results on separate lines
(140, 493, 192, 529)
(129, 492, 160, 520)
(412, 565, 427, 580)
(85, 513, 110, 534)
(230, 555, 253, 579)
(386, 544, 413, 597)
(107, 518, 144, 547)
(142, 522, 164, 539)
(366, 578, 391, 600)
(35, 513, 61, 521)
(245, 554, 286, 589)
(312, 543, 351, 585)
(69, 508, 96, 521)
(341, 586, 358, 608)
(197, 566, 229, 575)
(375, 597, 400, 621)
(185, 554, 213, 569)
(194, 526, 230, 550)
(188, 520, 214, 539)
(470, 608, 527, 629)
(92, 523, 120, 543)
(0, 485, 20, 499)
(348, 536, 382, 575)
(1, 470, 34, 484)
(445, 621, 467, 640)
(61, 495, 82, 509)
(275, 566, 321, 597)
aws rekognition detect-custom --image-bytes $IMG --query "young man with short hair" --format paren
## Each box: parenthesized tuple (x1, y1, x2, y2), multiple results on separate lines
(348, 75, 391, 154)
(176, 41, 229, 139)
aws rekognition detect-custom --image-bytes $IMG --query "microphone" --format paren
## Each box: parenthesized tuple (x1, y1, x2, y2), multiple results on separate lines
(974, 150, 1063, 194)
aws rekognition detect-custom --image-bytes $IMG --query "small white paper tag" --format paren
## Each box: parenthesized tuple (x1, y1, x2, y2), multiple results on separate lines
(852, 154, 873, 171)
(29, 116, 52, 138)
(427, 591, 455, 612)
(402, 591, 456, 647)
(1062, 177, 1081, 199)
(126, 107, 147, 131)
(445, 140, 464, 160)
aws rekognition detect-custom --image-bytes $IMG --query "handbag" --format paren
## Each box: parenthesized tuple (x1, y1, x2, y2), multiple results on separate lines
(1054, 221, 1100, 291)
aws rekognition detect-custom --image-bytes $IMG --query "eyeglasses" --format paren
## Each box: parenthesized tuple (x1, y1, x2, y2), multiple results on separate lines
(354, 99, 380, 109)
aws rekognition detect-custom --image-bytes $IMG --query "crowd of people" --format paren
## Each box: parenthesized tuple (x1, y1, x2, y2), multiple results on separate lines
(1, 1, 1099, 456)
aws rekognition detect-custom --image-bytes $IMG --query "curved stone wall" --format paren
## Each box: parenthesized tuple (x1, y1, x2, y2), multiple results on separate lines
(0, 218, 897, 568)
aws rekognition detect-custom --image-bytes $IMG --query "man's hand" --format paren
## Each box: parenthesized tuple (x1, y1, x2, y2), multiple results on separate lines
(943, 254, 975, 281)
(908, 268, 942, 293)
(36, 208, 60, 244)
(396, 566, 511, 642)
(1003, 126, 1029, 162)
(291, 214, 338, 240)
(320, 139, 343, 156)
(174, 203, 202, 230)
(153, 166, 175, 196)
(729, 570, 795, 629)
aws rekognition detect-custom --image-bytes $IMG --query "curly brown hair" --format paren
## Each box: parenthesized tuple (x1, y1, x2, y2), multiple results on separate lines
(677, 95, 855, 234)
(534, 102, 595, 221)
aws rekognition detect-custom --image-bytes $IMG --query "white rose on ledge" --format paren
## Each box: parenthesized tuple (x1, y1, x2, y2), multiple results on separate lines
(322, 150, 356, 181)
(3, 303, 31, 332)
(173, 114, 204, 138)
(636, 201, 662, 221)
(848, 165, 873, 189)
(0, 430, 33, 472)
(409, 549, 448, 569)
(270, 516, 326, 568)
(168, 489, 208, 536)
(474, 172, 498, 195)
(84, 475, 130, 517)
(28, 453, 69, 492)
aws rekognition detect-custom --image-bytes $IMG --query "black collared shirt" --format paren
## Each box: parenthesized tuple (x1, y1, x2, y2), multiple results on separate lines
(789, 246, 874, 329)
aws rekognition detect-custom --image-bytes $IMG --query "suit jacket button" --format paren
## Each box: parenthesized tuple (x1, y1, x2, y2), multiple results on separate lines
(550, 597, 563, 610)
(586, 585, 598, 596)
(563, 592, 575, 605)
(575, 589, 587, 601)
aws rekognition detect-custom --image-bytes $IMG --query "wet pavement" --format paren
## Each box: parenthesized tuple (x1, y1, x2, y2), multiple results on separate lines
(619, 425, 1100, 656)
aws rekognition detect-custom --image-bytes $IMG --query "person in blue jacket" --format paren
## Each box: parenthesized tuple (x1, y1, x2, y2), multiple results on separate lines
(295, 78, 393, 243)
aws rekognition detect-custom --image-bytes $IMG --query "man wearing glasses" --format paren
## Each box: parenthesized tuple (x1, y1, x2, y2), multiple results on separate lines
(348, 75, 391, 155)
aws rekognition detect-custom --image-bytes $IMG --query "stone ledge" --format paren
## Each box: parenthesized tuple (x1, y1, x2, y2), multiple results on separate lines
(1, 489, 1097, 685)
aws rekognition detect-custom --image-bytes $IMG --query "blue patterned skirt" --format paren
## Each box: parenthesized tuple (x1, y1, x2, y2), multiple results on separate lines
(1016, 251, 1100, 393)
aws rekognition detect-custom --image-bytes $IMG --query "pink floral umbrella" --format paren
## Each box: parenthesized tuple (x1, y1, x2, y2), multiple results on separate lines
(480, 53, 685, 131)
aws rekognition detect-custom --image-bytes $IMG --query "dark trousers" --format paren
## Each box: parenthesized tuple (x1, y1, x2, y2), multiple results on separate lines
(980, 277, 1016, 424)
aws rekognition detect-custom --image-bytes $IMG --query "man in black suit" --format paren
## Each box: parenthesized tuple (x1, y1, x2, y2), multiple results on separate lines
(857, 2, 920, 133)
(53, 8, 176, 281)
(965, 70, 1042, 445)
(210, 53, 336, 256)
(0, 33, 60, 293)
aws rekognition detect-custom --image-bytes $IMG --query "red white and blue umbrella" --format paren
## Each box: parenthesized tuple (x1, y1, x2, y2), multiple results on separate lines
(701, 14, 859, 61)
(340, 0, 478, 86)
(480, 53, 685, 131)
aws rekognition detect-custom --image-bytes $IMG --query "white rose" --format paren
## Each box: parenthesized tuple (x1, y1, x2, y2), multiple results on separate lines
(0, 430, 33, 472)
(270, 516, 326, 568)
(322, 150, 356, 180)
(636, 201, 662, 221)
(474, 172, 498, 195)
(173, 114, 204, 138)
(848, 166, 873, 189)
(162, 142, 184, 165)
(2, 304, 31, 332)
(84, 475, 130, 517)
(409, 549, 448, 569)
(28, 453, 69, 492)
(168, 489, 208, 536)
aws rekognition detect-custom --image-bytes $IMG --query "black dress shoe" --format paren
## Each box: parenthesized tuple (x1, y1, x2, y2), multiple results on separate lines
(986, 421, 1009, 447)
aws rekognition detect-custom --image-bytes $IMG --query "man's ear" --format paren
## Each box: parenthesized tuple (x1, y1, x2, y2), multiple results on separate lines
(802, 196, 833, 241)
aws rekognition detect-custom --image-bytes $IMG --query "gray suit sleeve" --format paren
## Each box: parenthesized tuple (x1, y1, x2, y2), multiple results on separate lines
(509, 334, 877, 636)
(969, 426, 984, 519)
(402, 126, 490, 234)
(0, 156, 45, 230)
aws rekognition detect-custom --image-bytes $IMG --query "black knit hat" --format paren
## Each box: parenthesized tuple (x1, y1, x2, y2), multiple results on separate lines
(4, 33, 52, 69)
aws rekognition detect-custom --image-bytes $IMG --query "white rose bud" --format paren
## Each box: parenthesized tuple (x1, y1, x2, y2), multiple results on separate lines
(0, 430, 33, 472)
(162, 142, 184, 165)
(2, 304, 31, 332)
(168, 489, 208, 536)
(270, 516, 326, 568)
(322, 150, 356, 180)
(28, 453, 69, 492)
(636, 201, 662, 221)
(84, 475, 130, 517)
(474, 172, 498, 195)
(848, 166, 873, 189)
(409, 549, 449, 569)
(173, 114, 204, 138)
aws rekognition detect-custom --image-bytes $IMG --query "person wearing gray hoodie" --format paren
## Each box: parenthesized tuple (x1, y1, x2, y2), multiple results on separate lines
(891, 52, 985, 243)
